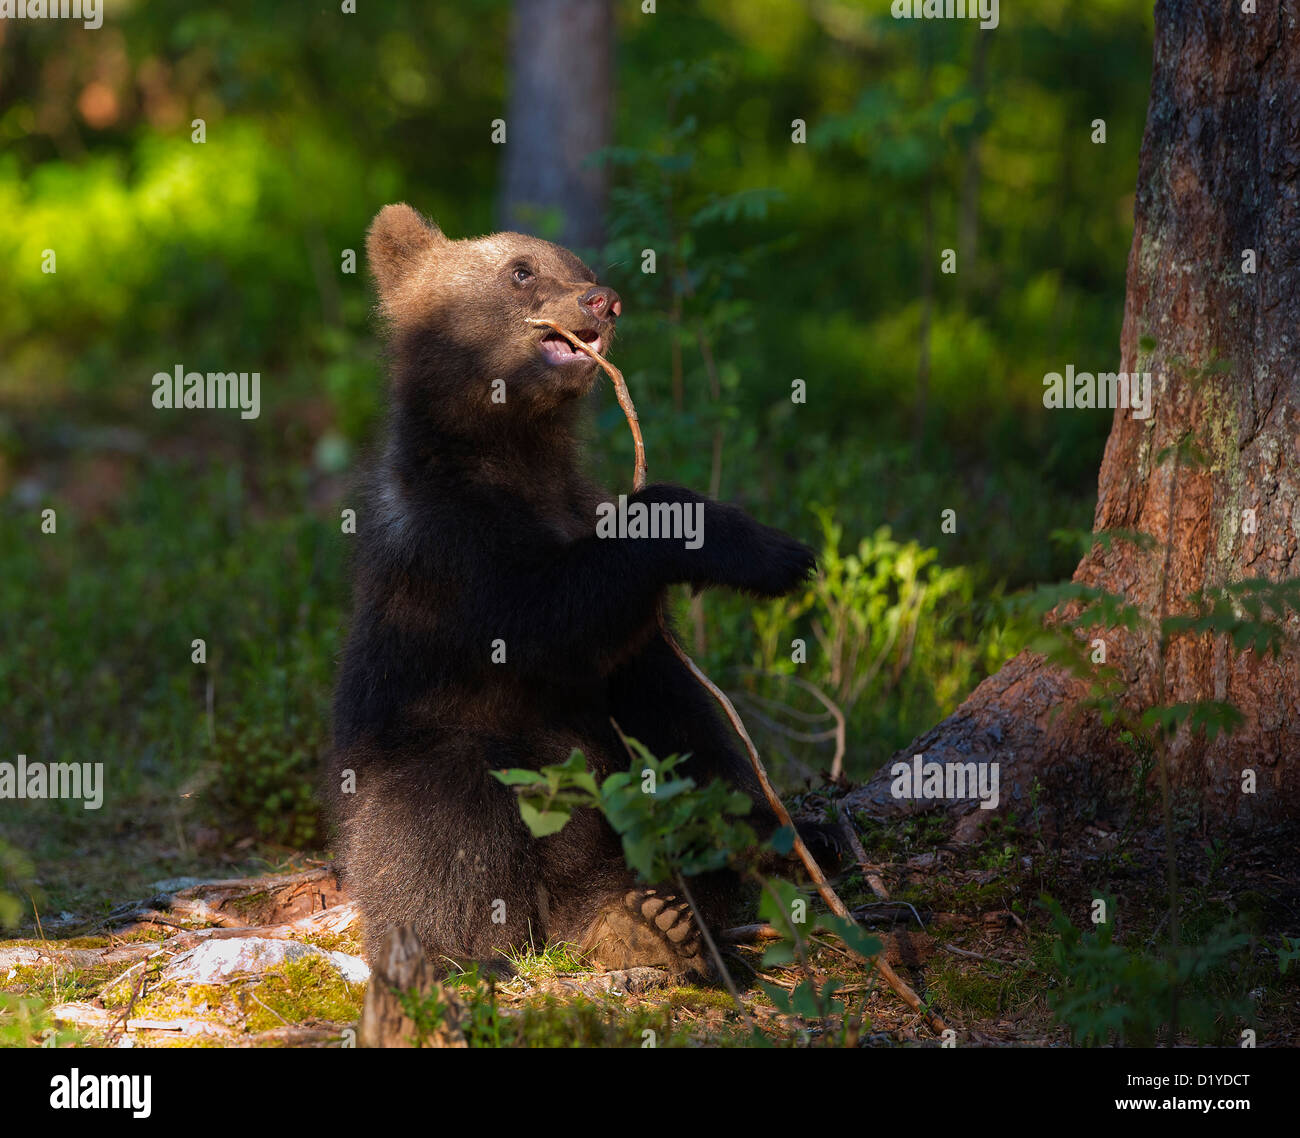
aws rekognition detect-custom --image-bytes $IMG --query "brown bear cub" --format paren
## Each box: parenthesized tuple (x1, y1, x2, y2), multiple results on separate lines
(330, 203, 826, 979)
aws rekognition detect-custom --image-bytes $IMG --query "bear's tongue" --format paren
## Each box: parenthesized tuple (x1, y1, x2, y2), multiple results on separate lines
(539, 328, 599, 365)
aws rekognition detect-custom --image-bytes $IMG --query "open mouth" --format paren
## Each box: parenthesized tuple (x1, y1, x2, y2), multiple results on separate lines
(538, 327, 601, 366)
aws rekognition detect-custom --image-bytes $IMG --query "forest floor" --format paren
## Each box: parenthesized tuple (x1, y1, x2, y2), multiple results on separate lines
(3, 791, 1297, 1048)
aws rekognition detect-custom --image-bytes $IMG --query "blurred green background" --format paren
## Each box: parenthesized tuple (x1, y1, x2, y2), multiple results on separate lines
(0, 0, 1154, 915)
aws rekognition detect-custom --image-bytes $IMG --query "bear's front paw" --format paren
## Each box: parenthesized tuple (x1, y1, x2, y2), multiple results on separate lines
(690, 503, 816, 598)
(581, 887, 711, 980)
(740, 531, 817, 598)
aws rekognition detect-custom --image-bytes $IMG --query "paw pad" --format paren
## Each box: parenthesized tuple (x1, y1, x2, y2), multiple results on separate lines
(577, 887, 707, 978)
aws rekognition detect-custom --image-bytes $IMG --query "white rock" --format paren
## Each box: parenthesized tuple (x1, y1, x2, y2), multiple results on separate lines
(163, 937, 369, 984)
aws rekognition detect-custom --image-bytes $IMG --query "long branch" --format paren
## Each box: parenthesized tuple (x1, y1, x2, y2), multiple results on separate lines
(527, 319, 947, 1036)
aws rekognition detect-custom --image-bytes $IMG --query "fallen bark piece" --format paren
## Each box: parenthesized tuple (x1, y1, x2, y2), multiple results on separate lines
(48, 1003, 115, 1030)
(107, 867, 347, 930)
(1, 944, 158, 972)
(720, 924, 783, 944)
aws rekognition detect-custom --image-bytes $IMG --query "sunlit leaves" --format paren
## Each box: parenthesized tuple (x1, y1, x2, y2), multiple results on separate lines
(494, 740, 757, 883)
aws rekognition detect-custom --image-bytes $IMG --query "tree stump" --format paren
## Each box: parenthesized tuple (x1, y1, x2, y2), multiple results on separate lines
(358, 924, 465, 1048)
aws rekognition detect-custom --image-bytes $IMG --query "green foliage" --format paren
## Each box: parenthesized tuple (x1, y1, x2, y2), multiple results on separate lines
(495, 739, 757, 882)
(1049, 527, 1159, 559)
(399, 966, 688, 1048)
(490, 748, 600, 838)
(0, 465, 342, 880)
(745, 511, 1005, 775)
(396, 978, 460, 1048)
(1041, 895, 1252, 1046)
(756, 878, 882, 969)
(759, 976, 846, 1022)
(1163, 578, 1300, 657)
(752, 880, 880, 1042)
(1138, 700, 1243, 742)
(0, 840, 35, 931)
(206, 716, 323, 847)
(0, 993, 80, 1048)
(499, 743, 883, 1047)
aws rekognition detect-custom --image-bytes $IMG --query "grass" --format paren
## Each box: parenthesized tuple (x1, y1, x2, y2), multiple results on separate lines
(499, 942, 594, 983)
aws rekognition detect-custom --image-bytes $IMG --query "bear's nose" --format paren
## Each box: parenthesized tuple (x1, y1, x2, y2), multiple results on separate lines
(580, 286, 621, 320)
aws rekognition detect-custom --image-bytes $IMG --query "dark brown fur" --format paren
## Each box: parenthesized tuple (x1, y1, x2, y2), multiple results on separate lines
(329, 204, 825, 978)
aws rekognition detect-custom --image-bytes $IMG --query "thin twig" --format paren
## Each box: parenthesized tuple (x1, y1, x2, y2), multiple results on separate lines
(837, 814, 890, 901)
(943, 944, 1018, 966)
(728, 699, 838, 744)
(779, 675, 847, 782)
(247, 988, 291, 1027)
(526, 318, 645, 490)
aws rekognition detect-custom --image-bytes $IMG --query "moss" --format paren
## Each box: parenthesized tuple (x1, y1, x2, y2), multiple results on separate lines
(5, 959, 128, 1005)
(301, 930, 364, 956)
(861, 813, 948, 859)
(181, 983, 231, 1012)
(0, 929, 166, 950)
(241, 956, 364, 1032)
(929, 961, 1007, 1019)
(668, 985, 736, 1011)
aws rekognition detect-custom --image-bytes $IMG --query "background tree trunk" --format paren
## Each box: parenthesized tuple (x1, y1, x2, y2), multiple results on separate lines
(498, 0, 613, 251)
(849, 0, 1300, 832)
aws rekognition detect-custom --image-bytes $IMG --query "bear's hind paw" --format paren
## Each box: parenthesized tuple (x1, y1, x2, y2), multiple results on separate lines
(581, 887, 711, 980)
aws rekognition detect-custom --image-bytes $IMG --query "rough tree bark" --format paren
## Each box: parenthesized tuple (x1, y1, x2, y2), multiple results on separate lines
(498, 0, 613, 250)
(849, 0, 1299, 832)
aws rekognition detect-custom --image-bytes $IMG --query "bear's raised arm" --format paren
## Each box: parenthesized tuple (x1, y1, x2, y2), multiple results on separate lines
(461, 483, 816, 676)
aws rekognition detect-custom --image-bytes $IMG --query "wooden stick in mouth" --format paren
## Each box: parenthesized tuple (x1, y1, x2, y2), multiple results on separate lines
(527, 318, 646, 492)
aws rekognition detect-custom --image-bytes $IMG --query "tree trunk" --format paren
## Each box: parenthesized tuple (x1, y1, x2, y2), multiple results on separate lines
(498, 0, 613, 250)
(849, 0, 1300, 832)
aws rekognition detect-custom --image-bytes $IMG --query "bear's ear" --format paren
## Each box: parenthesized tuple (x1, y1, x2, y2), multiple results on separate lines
(367, 203, 443, 297)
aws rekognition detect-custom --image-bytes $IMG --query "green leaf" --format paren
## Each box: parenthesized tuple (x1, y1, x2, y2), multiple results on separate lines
(518, 801, 572, 838)
(758, 982, 792, 1015)
(492, 767, 545, 787)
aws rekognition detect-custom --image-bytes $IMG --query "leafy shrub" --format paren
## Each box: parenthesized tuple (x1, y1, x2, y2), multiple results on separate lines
(206, 716, 323, 848)
(1042, 894, 1252, 1046)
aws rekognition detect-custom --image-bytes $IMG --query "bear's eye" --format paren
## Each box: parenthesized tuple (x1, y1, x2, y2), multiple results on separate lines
(511, 265, 535, 285)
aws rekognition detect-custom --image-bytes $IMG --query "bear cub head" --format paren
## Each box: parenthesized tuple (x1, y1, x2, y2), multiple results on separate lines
(367, 203, 622, 424)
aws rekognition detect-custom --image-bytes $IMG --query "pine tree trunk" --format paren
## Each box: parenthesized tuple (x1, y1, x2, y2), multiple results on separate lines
(850, 0, 1300, 831)
(498, 0, 613, 250)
